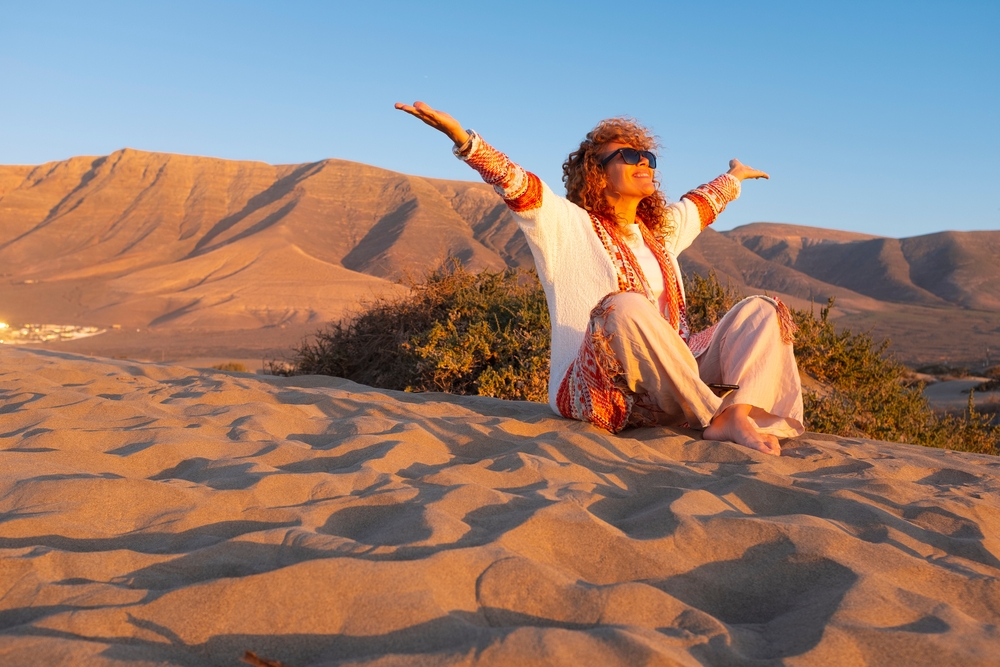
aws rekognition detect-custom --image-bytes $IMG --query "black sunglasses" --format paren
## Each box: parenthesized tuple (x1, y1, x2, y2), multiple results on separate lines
(600, 147, 657, 169)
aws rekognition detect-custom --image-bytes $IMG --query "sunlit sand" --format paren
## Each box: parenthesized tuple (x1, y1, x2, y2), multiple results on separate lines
(2, 346, 998, 666)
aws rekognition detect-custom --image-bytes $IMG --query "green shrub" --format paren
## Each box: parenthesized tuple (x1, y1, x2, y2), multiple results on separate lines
(279, 266, 998, 454)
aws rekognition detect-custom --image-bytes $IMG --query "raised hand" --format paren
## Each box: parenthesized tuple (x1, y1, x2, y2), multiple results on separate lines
(394, 101, 470, 147)
(727, 159, 769, 181)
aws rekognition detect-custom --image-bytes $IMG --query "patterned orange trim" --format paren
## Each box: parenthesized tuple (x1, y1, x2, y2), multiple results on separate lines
(772, 297, 798, 344)
(505, 172, 543, 212)
(588, 213, 689, 342)
(683, 190, 718, 230)
(681, 173, 741, 229)
(463, 140, 511, 187)
(686, 321, 719, 358)
(639, 223, 687, 338)
(456, 131, 543, 213)
(556, 296, 633, 433)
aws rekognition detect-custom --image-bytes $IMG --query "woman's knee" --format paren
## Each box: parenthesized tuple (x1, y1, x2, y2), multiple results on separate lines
(595, 292, 658, 327)
(730, 296, 781, 331)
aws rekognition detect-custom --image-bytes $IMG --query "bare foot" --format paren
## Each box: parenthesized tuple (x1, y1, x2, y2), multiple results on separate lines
(703, 404, 781, 456)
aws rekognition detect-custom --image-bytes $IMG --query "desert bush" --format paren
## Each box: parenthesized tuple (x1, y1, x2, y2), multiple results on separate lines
(979, 394, 1000, 418)
(274, 263, 549, 401)
(212, 361, 248, 372)
(915, 363, 971, 378)
(280, 266, 998, 454)
(683, 271, 745, 333)
(792, 300, 998, 454)
(976, 365, 1000, 391)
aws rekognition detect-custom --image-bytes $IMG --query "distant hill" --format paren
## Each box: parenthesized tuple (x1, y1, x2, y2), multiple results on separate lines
(1, 150, 997, 366)
(0, 149, 531, 332)
(719, 224, 1000, 310)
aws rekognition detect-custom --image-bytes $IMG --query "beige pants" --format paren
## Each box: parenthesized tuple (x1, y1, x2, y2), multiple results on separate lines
(597, 292, 804, 438)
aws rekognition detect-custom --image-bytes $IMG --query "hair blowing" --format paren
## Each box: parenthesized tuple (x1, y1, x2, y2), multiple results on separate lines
(562, 117, 673, 238)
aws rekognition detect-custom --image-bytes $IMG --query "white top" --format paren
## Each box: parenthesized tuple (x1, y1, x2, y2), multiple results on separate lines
(508, 182, 713, 411)
(457, 133, 740, 412)
(622, 223, 667, 312)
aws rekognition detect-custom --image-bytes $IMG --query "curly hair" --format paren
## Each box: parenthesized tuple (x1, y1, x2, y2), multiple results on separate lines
(562, 117, 673, 238)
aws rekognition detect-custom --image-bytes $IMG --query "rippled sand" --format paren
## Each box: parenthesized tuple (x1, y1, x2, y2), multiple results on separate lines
(2, 347, 999, 666)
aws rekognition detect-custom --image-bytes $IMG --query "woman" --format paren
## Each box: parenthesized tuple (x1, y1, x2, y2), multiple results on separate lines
(396, 101, 804, 456)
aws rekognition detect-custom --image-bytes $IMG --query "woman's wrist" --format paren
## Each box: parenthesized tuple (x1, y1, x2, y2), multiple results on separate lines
(452, 130, 476, 156)
(449, 127, 471, 147)
(452, 130, 479, 159)
(719, 172, 742, 188)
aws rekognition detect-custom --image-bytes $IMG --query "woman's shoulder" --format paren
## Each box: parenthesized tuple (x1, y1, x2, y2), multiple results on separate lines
(513, 178, 593, 226)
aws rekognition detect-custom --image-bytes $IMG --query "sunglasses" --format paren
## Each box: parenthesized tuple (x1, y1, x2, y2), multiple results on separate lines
(600, 147, 657, 169)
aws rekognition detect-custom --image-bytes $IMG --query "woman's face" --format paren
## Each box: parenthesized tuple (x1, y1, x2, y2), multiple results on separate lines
(599, 141, 657, 201)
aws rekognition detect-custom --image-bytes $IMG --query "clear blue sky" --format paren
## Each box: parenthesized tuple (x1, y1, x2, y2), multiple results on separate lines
(2, 0, 997, 236)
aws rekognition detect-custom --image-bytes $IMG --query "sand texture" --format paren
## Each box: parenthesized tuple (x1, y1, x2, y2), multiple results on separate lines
(2, 346, 999, 666)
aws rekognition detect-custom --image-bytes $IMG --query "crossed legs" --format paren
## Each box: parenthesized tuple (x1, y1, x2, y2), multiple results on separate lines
(596, 292, 804, 455)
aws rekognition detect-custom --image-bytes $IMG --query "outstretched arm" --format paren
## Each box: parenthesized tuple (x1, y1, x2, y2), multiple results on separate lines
(394, 101, 470, 147)
(663, 159, 769, 253)
(395, 100, 544, 215)
(683, 159, 769, 231)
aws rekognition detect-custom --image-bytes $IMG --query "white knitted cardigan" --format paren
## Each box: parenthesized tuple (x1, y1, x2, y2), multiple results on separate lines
(455, 131, 741, 413)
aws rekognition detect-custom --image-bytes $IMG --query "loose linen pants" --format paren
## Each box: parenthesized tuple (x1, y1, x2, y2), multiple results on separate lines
(596, 292, 804, 438)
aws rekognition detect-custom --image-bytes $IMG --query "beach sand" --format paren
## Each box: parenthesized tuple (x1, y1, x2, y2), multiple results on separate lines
(2, 346, 999, 666)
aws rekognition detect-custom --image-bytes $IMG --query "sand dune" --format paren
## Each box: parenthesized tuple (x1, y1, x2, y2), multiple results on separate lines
(2, 346, 999, 666)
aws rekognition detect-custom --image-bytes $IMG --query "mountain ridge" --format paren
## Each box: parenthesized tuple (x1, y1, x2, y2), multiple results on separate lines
(1, 149, 997, 365)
